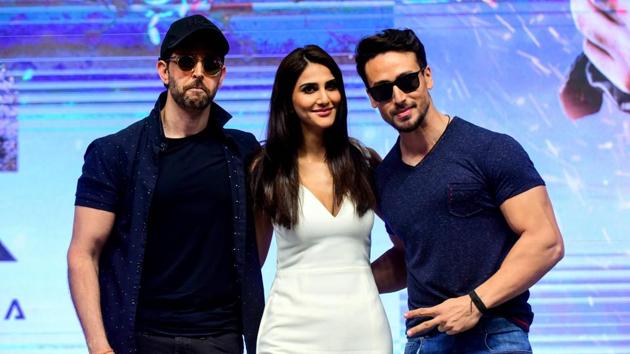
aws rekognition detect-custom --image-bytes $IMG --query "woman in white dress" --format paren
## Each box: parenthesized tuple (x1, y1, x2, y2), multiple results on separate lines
(249, 45, 392, 354)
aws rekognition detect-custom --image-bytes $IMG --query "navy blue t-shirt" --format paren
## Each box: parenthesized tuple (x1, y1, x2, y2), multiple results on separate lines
(375, 117, 544, 332)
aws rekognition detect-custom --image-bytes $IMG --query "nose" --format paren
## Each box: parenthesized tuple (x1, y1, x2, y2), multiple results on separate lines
(316, 88, 331, 105)
(191, 59, 205, 78)
(392, 85, 406, 103)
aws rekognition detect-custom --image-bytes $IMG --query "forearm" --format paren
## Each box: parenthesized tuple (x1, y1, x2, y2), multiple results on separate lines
(474, 230, 564, 309)
(371, 247, 407, 293)
(68, 252, 112, 354)
(257, 236, 272, 267)
(255, 211, 273, 266)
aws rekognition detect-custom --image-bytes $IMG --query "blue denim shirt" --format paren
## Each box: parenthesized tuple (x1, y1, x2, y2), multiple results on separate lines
(75, 92, 264, 353)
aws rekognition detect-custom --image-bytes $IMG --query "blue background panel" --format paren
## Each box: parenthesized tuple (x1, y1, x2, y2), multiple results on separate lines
(1, 1, 629, 353)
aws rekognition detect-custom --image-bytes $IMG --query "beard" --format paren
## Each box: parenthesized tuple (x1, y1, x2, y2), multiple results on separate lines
(168, 75, 215, 111)
(389, 102, 429, 133)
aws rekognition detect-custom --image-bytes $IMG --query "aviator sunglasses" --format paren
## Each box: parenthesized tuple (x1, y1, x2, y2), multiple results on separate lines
(167, 55, 223, 76)
(367, 69, 423, 102)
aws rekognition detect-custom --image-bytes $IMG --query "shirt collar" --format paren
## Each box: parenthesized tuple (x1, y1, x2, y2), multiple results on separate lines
(153, 91, 233, 128)
(148, 91, 237, 152)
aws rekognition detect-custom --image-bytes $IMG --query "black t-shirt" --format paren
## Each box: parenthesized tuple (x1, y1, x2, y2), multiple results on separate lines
(136, 126, 240, 336)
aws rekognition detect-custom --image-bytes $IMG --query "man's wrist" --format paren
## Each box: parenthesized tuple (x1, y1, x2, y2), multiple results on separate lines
(469, 289, 488, 314)
(92, 350, 113, 354)
(88, 341, 114, 354)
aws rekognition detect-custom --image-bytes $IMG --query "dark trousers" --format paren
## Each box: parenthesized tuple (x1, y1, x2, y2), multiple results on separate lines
(135, 332, 243, 354)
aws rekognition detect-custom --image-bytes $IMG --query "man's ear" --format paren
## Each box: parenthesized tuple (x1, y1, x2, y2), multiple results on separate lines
(157, 60, 169, 86)
(217, 65, 227, 88)
(366, 89, 378, 108)
(423, 65, 433, 90)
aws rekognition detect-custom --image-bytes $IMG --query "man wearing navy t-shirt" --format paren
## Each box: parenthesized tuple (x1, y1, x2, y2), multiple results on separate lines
(355, 29, 564, 353)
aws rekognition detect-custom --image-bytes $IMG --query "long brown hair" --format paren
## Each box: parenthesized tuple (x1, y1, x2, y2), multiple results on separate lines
(250, 45, 376, 229)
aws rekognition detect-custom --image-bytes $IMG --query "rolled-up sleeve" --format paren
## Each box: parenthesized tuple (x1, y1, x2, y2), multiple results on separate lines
(75, 139, 122, 212)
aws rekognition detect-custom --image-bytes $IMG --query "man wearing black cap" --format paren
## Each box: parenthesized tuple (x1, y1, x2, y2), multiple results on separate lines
(67, 14, 264, 354)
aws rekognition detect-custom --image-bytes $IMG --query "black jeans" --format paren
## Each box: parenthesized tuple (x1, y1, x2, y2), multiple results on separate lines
(135, 332, 243, 354)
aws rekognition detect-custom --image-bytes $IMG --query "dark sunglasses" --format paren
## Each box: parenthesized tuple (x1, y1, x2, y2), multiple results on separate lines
(168, 55, 223, 76)
(367, 70, 423, 102)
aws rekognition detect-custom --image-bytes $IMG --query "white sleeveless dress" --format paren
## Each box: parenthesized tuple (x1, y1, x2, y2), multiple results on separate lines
(256, 185, 392, 354)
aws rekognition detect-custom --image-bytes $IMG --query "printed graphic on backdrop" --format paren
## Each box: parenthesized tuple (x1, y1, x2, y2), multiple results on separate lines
(0, 1, 628, 353)
(0, 64, 18, 171)
(4, 299, 25, 320)
(0, 240, 15, 262)
(559, 0, 630, 119)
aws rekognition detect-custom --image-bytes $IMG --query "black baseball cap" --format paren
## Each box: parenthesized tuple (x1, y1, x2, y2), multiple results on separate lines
(160, 15, 229, 60)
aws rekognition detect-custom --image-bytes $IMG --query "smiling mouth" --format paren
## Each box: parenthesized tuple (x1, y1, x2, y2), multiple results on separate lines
(313, 108, 334, 116)
(394, 107, 412, 119)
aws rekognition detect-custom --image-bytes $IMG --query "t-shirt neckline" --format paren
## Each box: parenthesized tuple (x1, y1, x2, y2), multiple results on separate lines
(398, 115, 456, 169)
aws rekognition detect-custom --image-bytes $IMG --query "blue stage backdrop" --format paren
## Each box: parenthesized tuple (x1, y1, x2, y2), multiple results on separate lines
(1, 1, 629, 353)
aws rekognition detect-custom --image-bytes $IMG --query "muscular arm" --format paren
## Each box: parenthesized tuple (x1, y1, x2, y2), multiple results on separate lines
(371, 233, 407, 293)
(406, 186, 564, 336)
(67, 206, 116, 354)
(474, 185, 564, 308)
